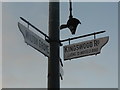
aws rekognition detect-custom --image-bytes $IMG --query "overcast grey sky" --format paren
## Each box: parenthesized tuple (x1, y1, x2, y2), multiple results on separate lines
(2, 1, 118, 88)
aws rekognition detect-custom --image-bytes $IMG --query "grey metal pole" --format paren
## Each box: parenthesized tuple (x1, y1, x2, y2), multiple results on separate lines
(48, 1, 60, 89)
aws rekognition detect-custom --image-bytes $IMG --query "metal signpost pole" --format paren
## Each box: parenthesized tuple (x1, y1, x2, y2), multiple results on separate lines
(48, 1, 60, 89)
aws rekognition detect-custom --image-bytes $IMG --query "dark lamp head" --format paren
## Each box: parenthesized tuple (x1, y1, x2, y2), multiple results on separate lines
(60, 17, 81, 35)
(67, 18, 81, 34)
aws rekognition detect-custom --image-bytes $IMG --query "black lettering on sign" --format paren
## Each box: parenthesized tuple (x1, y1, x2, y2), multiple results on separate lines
(94, 40, 100, 47)
(26, 30, 30, 40)
(81, 49, 90, 55)
(64, 45, 78, 53)
(26, 30, 38, 46)
(39, 39, 49, 52)
(67, 52, 76, 58)
(92, 48, 98, 52)
(64, 46, 68, 53)
(69, 45, 76, 52)
(31, 35, 38, 45)
(39, 40, 45, 51)
(80, 41, 93, 50)
(76, 45, 80, 51)
(90, 42, 93, 48)
(79, 43, 84, 50)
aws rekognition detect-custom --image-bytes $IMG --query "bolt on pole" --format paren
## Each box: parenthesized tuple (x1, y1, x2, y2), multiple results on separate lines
(48, 1, 60, 89)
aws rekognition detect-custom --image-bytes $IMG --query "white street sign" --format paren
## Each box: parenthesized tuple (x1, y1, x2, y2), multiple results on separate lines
(64, 36, 109, 60)
(18, 22, 64, 77)
(18, 22, 50, 57)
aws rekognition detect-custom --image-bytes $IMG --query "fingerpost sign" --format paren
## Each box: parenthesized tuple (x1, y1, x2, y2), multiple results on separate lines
(64, 36, 109, 60)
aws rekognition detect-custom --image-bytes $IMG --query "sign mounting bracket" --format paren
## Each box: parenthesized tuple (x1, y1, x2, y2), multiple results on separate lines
(60, 30, 106, 43)
(20, 17, 50, 41)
